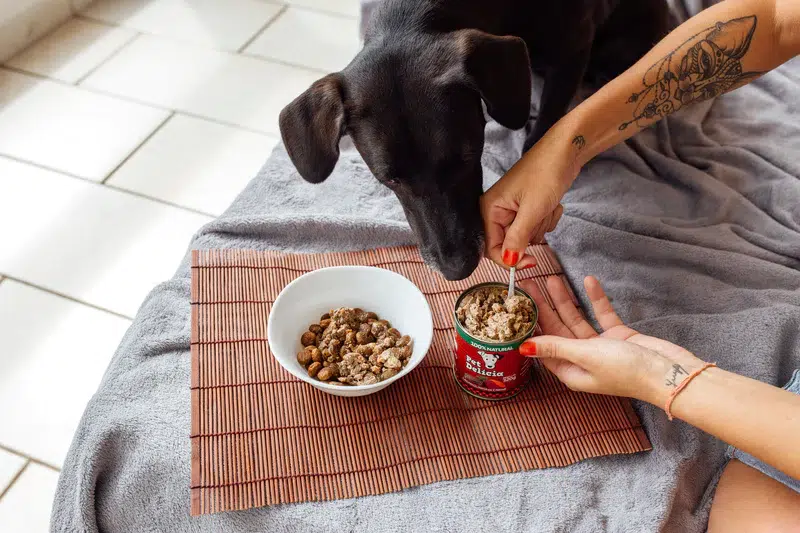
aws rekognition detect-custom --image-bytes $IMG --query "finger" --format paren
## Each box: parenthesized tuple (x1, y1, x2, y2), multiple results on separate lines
(480, 197, 516, 268)
(530, 219, 549, 246)
(583, 276, 624, 331)
(546, 276, 598, 339)
(530, 204, 563, 246)
(517, 280, 575, 338)
(516, 255, 538, 270)
(520, 335, 592, 365)
(539, 358, 595, 393)
(546, 204, 564, 233)
(516, 208, 561, 270)
(483, 218, 508, 267)
(500, 199, 555, 266)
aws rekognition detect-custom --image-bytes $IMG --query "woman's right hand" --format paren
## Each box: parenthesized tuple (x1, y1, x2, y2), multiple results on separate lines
(518, 276, 706, 406)
(480, 129, 578, 269)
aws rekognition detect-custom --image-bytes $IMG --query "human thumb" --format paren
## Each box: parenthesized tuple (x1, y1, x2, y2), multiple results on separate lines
(520, 336, 592, 363)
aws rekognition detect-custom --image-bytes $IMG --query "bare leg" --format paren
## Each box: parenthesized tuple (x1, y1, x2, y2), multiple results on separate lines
(708, 459, 800, 533)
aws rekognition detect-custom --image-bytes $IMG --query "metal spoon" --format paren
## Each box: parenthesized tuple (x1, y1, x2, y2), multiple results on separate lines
(507, 266, 516, 298)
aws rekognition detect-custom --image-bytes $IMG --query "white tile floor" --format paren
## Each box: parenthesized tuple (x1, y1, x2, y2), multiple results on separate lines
(0, 0, 360, 529)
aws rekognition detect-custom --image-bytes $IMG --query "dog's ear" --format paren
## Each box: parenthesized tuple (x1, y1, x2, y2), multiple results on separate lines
(279, 74, 345, 183)
(457, 30, 531, 130)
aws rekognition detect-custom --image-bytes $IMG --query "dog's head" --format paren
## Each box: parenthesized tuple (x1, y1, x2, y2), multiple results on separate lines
(478, 350, 502, 370)
(279, 30, 531, 280)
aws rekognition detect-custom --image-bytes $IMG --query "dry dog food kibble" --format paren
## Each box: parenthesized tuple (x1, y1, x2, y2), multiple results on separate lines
(456, 286, 534, 342)
(297, 308, 413, 386)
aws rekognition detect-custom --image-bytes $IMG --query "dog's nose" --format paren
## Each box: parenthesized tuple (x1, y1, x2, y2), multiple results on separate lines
(437, 252, 482, 281)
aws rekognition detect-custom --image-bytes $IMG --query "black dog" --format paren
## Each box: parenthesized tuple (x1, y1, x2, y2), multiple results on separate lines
(280, 0, 673, 280)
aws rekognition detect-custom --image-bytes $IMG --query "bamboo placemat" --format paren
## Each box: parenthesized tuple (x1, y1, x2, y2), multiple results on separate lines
(190, 246, 651, 515)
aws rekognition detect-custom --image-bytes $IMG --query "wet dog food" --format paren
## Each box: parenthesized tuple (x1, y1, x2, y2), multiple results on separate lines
(456, 286, 535, 342)
(297, 308, 413, 386)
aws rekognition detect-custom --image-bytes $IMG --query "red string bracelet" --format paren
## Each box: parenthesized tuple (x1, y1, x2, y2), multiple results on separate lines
(664, 362, 717, 421)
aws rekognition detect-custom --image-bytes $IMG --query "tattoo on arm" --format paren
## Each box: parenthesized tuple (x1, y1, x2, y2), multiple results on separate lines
(572, 135, 586, 150)
(620, 16, 764, 131)
(665, 364, 690, 387)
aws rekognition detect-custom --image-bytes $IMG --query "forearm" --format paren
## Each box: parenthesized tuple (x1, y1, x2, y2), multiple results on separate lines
(553, 0, 800, 167)
(648, 366, 800, 479)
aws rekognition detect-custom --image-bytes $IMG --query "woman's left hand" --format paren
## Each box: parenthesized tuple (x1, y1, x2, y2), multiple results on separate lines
(517, 276, 705, 405)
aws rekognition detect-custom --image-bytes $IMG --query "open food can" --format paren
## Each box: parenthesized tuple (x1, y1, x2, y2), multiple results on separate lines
(453, 282, 538, 400)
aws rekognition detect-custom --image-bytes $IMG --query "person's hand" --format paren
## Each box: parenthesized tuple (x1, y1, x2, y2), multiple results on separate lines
(518, 276, 706, 406)
(480, 131, 578, 269)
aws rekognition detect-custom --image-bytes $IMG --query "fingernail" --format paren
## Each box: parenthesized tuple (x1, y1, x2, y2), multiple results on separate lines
(502, 249, 520, 267)
(520, 340, 537, 357)
(520, 262, 537, 270)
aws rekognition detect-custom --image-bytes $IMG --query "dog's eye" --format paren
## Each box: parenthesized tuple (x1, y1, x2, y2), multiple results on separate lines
(383, 178, 400, 188)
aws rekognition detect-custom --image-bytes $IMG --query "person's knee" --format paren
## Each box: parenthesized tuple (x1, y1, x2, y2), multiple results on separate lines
(708, 459, 800, 533)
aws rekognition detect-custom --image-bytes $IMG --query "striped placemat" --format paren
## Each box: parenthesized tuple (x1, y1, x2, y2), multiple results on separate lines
(190, 246, 650, 515)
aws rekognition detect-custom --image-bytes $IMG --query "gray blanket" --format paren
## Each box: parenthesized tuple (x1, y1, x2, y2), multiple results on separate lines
(51, 8, 800, 533)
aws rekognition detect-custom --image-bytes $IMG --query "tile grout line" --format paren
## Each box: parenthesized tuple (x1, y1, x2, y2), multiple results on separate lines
(267, 1, 360, 21)
(3, 64, 57, 81)
(3, 24, 142, 87)
(65, 16, 334, 75)
(172, 111, 281, 138)
(236, 4, 288, 54)
(6, 8, 348, 84)
(101, 110, 175, 184)
(76, 2, 359, 33)
(103, 182, 217, 218)
(0, 443, 61, 472)
(0, 152, 217, 219)
(0, 461, 30, 504)
(0, 10, 75, 70)
(74, 31, 142, 86)
(0, 442, 62, 473)
(0, 66, 284, 137)
(237, 51, 329, 75)
(0, 275, 135, 321)
(170, 108, 281, 137)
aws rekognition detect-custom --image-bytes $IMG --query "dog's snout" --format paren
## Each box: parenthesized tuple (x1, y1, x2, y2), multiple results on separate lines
(435, 252, 482, 281)
(396, 180, 485, 281)
(419, 228, 483, 281)
(414, 209, 483, 280)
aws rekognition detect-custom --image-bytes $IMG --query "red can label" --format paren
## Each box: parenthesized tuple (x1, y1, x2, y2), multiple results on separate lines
(453, 335, 532, 400)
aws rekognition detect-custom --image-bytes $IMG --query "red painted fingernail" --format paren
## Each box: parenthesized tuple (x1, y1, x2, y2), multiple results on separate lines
(520, 340, 537, 357)
(520, 262, 537, 270)
(502, 249, 520, 267)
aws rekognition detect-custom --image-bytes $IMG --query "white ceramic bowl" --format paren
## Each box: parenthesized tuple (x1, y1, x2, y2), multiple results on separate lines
(268, 266, 434, 397)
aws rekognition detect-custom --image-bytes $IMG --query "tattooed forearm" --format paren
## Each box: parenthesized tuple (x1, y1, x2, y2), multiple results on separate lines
(572, 135, 586, 150)
(620, 16, 764, 131)
(665, 364, 690, 387)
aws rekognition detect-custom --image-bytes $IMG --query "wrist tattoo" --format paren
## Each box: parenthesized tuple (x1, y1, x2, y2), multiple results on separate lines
(572, 135, 586, 150)
(665, 364, 689, 388)
(619, 15, 763, 132)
